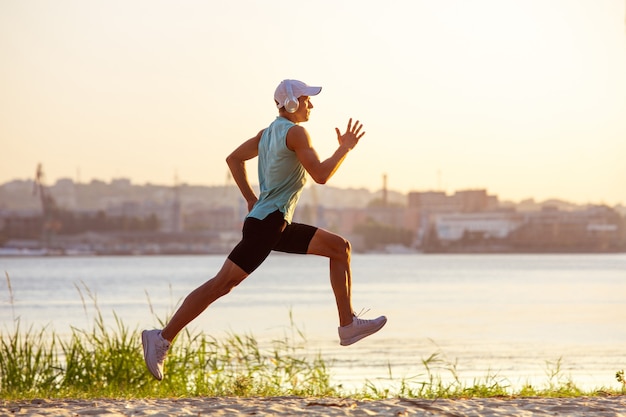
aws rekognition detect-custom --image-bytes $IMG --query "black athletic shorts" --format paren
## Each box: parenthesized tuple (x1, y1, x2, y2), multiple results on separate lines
(227, 210, 318, 274)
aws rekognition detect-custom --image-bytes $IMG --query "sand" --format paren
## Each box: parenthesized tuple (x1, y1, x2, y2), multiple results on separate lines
(2, 396, 625, 417)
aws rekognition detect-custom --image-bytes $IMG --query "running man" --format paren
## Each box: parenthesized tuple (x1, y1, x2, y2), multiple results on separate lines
(142, 79, 387, 380)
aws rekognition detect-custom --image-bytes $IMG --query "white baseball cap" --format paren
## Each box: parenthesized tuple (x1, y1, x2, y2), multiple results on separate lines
(274, 79, 322, 111)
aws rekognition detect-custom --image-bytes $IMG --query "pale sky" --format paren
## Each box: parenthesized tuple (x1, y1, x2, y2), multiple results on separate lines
(1, 0, 625, 205)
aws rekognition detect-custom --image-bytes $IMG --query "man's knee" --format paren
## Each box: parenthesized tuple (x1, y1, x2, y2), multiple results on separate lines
(308, 229, 351, 260)
(213, 275, 245, 297)
(330, 235, 351, 261)
(212, 262, 249, 297)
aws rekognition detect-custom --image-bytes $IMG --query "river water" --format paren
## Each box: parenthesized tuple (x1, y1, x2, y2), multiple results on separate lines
(1, 253, 624, 392)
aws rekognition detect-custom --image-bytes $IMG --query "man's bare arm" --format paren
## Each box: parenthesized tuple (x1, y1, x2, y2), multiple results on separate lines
(225, 131, 263, 211)
(288, 118, 365, 184)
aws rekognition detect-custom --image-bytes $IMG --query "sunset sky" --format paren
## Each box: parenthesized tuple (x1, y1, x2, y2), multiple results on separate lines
(2, 0, 625, 205)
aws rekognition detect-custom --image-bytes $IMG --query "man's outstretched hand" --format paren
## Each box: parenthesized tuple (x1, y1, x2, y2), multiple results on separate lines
(336, 118, 365, 150)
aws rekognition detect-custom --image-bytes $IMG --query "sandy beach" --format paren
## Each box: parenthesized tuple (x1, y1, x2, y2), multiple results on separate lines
(2, 396, 625, 417)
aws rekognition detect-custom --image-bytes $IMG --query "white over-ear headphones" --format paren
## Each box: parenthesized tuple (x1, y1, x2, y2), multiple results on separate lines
(284, 80, 299, 113)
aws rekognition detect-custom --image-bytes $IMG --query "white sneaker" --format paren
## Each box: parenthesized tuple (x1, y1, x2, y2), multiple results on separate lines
(338, 314, 387, 346)
(141, 329, 170, 380)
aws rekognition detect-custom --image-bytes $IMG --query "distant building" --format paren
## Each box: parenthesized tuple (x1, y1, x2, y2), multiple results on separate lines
(184, 206, 237, 232)
(408, 189, 498, 214)
(0, 209, 42, 240)
(365, 205, 407, 230)
(433, 212, 524, 242)
(407, 189, 500, 247)
(509, 205, 623, 252)
(315, 207, 368, 236)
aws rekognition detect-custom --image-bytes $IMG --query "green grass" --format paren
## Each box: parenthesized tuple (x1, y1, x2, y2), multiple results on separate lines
(0, 311, 339, 399)
(1, 278, 338, 399)
(358, 353, 624, 400)
(1, 273, 624, 400)
(2, 316, 623, 401)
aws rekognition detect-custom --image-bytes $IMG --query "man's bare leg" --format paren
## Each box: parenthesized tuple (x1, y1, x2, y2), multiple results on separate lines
(142, 258, 249, 380)
(307, 228, 387, 345)
(307, 228, 355, 327)
(161, 259, 249, 342)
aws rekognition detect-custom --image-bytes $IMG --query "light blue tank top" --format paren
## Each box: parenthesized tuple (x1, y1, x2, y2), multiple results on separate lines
(247, 116, 307, 223)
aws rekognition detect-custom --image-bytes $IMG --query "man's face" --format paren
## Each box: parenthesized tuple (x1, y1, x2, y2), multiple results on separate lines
(295, 96, 314, 122)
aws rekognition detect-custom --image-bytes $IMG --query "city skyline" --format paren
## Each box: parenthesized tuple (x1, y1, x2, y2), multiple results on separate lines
(2, 173, 623, 255)
(2, 175, 621, 212)
(2, 1, 625, 206)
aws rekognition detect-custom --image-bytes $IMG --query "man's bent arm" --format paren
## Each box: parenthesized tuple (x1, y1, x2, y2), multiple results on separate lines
(226, 131, 262, 211)
(288, 119, 364, 184)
